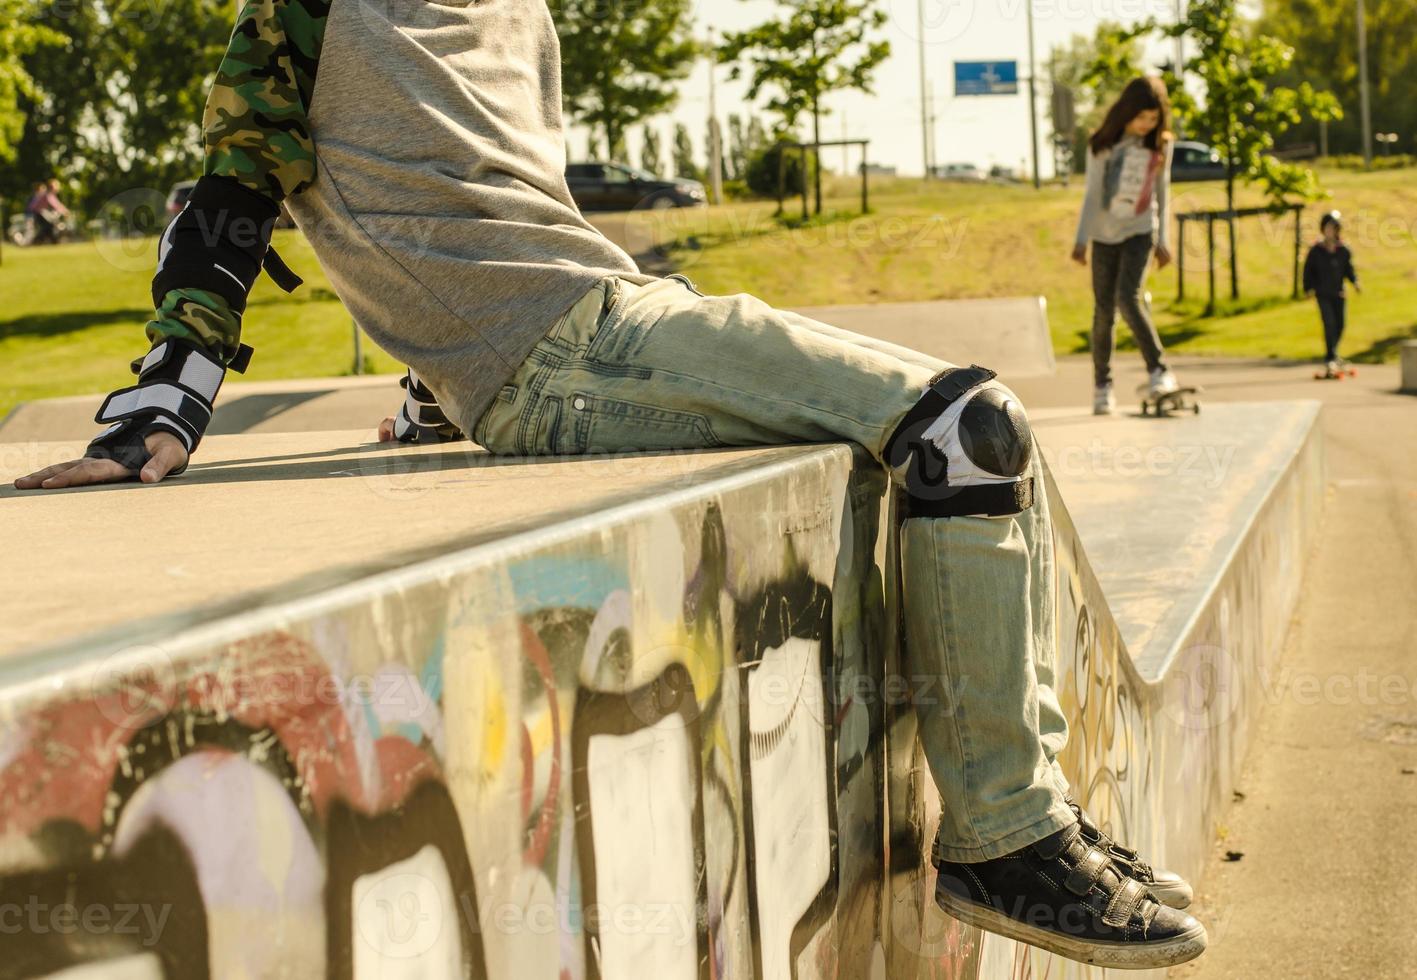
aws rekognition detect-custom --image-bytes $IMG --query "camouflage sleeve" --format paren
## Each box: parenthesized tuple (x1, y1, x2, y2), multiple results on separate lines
(203, 0, 329, 202)
(146, 0, 329, 362)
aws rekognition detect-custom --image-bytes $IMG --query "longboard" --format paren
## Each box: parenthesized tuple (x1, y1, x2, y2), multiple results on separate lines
(1137, 384, 1202, 417)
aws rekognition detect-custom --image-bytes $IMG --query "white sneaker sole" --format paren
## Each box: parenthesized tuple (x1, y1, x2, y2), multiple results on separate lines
(934, 878, 1208, 970)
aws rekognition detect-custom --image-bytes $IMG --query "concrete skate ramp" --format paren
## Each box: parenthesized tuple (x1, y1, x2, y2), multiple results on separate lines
(0, 298, 1053, 444)
(0, 373, 399, 445)
(790, 296, 1056, 379)
(0, 401, 1323, 978)
(1033, 401, 1322, 679)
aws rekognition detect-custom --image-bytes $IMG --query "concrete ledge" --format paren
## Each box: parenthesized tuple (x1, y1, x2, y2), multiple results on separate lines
(791, 296, 1056, 379)
(0, 401, 1325, 977)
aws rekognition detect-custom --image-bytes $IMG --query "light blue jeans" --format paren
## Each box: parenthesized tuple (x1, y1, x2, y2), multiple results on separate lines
(472, 275, 1075, 861)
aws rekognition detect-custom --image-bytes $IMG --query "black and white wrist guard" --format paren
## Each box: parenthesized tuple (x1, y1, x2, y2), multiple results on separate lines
(152, 175, 303, 315)
(85, 338, 250, 475)
(392, 369, 465, 444)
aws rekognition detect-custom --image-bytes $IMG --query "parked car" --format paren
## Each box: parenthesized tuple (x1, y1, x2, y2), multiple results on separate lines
(566, 162, 706, 212)
(165, 179, 197, 223)
(165, 179, 297, 228)
(1170, 141, 1227, 182)
(937, 162, 985, 182)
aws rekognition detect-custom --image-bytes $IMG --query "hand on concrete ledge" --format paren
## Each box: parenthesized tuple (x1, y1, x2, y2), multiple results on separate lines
(13, 431, 189, 490)
(377, 416, 397, 442)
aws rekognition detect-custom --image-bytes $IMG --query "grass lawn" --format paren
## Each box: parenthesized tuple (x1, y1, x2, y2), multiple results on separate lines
(2, 167, 1414, 418)
(637, 166, 1417, 363)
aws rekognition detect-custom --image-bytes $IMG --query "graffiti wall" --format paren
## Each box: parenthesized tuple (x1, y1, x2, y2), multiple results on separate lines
(0, 423, 1324, 979)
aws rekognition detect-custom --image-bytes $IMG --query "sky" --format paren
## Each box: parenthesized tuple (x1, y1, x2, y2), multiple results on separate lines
(567, 0, 1190, 179)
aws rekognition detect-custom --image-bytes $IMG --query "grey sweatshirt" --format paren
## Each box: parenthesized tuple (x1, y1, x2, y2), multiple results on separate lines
(1074, 134, 1174, 251)
(285, 0, 654, 435)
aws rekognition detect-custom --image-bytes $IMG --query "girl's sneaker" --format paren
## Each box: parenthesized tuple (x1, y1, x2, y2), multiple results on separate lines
(1148, 368, 1180, 397)
(1093, 384, 1116, 415)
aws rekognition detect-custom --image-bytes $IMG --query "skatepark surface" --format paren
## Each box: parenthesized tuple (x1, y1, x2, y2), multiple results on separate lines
(2, 350, 1409, 978)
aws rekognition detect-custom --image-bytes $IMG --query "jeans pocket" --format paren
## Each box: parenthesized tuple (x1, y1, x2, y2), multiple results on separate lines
(569, 394, 720, 454)
(583, 280, 657, 368)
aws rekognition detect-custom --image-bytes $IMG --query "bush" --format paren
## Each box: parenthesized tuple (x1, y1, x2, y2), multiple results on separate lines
(744, 143, 819, 200)
(721, 179, 752, 201)
(1326, 153, 1416, 171)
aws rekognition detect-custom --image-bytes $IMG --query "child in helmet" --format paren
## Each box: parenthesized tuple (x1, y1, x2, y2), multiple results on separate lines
(1302, 211, 1360, 377)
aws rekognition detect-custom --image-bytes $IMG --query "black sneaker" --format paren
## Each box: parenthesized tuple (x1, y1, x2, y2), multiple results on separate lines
(1069, 800, 1194, 910)
(934, 822, 1207, 969)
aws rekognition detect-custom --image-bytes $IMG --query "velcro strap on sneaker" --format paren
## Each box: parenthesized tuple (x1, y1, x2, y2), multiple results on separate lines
(1064, 846, 1111, 897)
(392, 369, 464, 444)
(85, 338, 239, 474)
(1102, 876, 1149, 928)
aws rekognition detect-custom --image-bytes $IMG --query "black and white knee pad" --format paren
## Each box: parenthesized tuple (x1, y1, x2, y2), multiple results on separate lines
(392, 369, 465, 444)
(86, 337, 250, 475)
(884, 364, 1035, 518)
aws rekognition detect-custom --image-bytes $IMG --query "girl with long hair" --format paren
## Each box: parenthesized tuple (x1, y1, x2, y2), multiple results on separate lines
(1072, 76, 1180, 414)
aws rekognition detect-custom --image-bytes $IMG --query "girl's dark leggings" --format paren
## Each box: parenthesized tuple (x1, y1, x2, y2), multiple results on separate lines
(1090, 232, 1169, 387)
(1316, 294, 1346, 361)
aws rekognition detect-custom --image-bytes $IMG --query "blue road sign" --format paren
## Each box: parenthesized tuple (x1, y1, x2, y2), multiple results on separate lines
(955, 61, 1019, 96)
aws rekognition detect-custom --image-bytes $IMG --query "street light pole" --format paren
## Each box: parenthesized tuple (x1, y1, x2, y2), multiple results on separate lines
(707, 27, 724, 204)
(1026, 0, 1041, 189)
(918, 0, 931, 179)
(1174, 0, 1186, 79)
(1357, 0, 1373, 169)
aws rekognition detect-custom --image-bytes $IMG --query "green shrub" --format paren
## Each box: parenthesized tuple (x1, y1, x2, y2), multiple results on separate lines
(1326, 153, 1416, 171)
(744, 143, 819, 200)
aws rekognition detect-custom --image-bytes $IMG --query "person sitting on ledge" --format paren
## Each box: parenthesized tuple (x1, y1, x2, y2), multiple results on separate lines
(15, 0, 1206, 967)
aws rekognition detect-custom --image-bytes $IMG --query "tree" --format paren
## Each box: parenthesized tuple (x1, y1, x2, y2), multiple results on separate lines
(608, 131, 628, 163)
(641, 125, 664, 176)
(0, 0, 61, 165)
(556, 0, 698, 161)
(1260, 0, 1417, 157)
(705, 118, 723, 189)
(1050, 22, 1142, 173)
(726, 114, 746, 180)
(748, 116, 768, 155)
(1100, 0, 1340, 300)
(4, 0, 231, 217)
(672, 122, 700, 180)
(719, 0, 889, 215)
